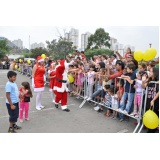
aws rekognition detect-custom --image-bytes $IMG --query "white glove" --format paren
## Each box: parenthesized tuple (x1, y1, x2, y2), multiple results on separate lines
(32, 78, 35, 88)
(44, 75, 46, 82)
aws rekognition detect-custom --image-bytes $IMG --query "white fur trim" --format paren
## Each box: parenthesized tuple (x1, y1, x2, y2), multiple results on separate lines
(32, 78, 35, 89)
(34, 87, 44, 92)
(38, 59, 44, 62)
(61, 105, 67, 110)
(53, 86, 68, 92)
(49, 89, 52, 92)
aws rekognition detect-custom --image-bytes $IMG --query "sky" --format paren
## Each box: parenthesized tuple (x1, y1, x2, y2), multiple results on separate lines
(0, 26, 159, 56)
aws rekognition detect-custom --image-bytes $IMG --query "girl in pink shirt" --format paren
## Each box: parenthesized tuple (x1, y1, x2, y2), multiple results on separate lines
(19, 82, 33, 123)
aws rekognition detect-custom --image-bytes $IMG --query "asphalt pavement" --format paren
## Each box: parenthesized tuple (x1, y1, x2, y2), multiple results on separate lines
(0, 69, 144, 133)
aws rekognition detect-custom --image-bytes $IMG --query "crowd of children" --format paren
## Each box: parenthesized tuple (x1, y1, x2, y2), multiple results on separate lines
(5, 49, 159, 133)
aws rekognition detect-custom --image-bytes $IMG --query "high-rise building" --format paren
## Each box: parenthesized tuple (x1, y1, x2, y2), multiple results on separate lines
(65, 28, 79, 48)
(110, 37, 118, 50)
(31, 42, 45, 49)
(0, 37, 17, 48)
(81, 32, 91, 51)
(12, 39, 23, 49)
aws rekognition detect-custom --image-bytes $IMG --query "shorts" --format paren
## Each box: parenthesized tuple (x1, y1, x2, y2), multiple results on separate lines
(134, 94, 142, 107)
(6, 103, 19, 122)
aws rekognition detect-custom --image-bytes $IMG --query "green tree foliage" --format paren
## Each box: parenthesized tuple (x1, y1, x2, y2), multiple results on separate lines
(0, 39, 10, 58)
(86, 28, 111, 50)
(29, 47, 49, 59)
(85, 49, 114, 59)
(46, 39, 74, 60)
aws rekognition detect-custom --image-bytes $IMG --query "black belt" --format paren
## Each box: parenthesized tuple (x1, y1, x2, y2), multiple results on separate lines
(56, 78, 67, 83)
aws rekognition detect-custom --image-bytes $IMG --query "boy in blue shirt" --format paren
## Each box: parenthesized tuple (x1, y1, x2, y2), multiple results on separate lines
(5, 71, 22, 133)
(118, 64, 136, 121)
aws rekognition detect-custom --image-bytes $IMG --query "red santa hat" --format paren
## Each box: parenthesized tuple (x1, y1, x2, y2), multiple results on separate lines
(37, 56, 44, 63)
(59, 60, 65, 66)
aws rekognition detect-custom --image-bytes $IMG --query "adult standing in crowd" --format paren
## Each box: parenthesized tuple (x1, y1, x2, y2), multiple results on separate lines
(142, 67, 159, 133)
(32, 56, 46, 110)
(115, 48, 133, 64)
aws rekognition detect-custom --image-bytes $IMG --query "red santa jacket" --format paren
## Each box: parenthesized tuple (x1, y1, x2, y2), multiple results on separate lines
(53, 59, 73, 92)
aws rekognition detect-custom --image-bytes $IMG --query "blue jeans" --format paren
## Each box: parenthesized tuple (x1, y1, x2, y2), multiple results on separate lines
(120, 92, 134, 113)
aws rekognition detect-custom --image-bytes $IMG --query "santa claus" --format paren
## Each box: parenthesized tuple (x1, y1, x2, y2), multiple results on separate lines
(53, 59, 74, 112)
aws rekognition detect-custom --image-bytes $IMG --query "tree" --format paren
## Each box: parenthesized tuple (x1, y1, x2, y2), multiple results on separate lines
(30, 47, 49, 59)
(85, 49, 114, 59)
(0, 39, 10, 58)
(46, 39, 74, 60)
(86, 28, 111, 50)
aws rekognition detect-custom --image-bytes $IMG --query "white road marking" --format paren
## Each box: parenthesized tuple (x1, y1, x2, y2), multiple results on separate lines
(0, 104, 75, 119)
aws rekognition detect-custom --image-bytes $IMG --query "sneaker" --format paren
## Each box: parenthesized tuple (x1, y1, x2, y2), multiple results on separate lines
(76, 96, 80, 99)
(119, 119, 123, 122)
(25, 118, 30, 121)
(135, 114, 139, 118)
(123, 110, 128, 115)
(87, 97, 92, 101)
(113, 117, 117, 120)
(94, 106, 100, 111)
(8, 127, 16, 133)
(20, 119, 23, 123)
(13, 124, 22, 130)
(40, 105, 45, 109)
(36, 107, 42, 110)
(111, 115, 115, 119)
(97, 108, 103, 113)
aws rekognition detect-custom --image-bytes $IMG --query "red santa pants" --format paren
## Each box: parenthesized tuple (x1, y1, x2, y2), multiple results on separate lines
(54, 91, 68, 110)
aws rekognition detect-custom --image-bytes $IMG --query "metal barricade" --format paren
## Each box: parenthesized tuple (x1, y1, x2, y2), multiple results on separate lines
(78, 75, 147, 133)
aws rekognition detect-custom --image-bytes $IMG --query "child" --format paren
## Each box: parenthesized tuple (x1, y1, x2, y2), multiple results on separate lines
(85, 65, 95, 101)
(72, 64, 78, 95)
(68, 65, 74, 96)
(76, 63, 84, 99)
(48, 63, 56, 103)
(118, 64, 136, 118)
(89, 68, 105, 102)
(19, 82, 33, 122)
(130, 73, 142, 118)
(5, 71, 22, 133)
(116, 79, 124, 103)
(107, 88, 118, 119)
(103, 85, 112, 117)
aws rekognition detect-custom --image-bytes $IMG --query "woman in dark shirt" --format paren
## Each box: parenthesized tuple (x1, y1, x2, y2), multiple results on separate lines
(142, 67, 159, 133)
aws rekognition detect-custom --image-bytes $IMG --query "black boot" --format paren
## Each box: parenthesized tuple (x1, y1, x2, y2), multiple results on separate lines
(55, 104, 59, 108)
(63, 108, 70, 112)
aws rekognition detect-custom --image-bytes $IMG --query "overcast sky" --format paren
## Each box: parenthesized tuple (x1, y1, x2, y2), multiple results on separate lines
(0, 26, 159, 56)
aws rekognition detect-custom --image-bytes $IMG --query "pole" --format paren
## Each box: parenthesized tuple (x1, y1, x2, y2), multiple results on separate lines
(149, 43, 152, 48)
(29, 35, 30, 52)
